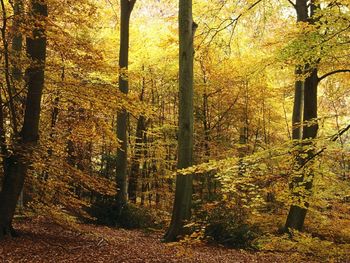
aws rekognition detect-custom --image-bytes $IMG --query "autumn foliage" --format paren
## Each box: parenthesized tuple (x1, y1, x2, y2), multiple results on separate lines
(0, 0, 349, 261)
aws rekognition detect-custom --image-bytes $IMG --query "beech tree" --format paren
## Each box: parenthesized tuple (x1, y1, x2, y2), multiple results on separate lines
(0, 0, 47, 237)
(163, 0, 197, 242)
(285, 0, 350, 231)
(0, 0, 348, 257)
(116, 0, 136, 211)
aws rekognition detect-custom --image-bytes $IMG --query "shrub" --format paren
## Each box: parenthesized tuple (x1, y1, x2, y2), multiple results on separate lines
(254, 231, 350, 261)
(201, 202, 260, 248)
(117, 203, 158, 229)
(87, 199, 159, 229)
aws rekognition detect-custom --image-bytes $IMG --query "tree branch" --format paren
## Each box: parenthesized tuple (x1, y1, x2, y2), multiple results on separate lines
(287, 0, 296, 8)
(298, 123, 350, 170)
(129, 0, 136, 12)
(330, 123, 350, 142)
(198, 0, 263, 47)
(318, 69, 350, 82)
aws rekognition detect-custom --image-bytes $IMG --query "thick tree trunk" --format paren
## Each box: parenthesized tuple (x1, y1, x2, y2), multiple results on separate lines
(0, 0, 47, 238)
(291, 0, 308, 141)
(285, 0, 319, 232)
(22, 1, 47, 141)
(163, 0, 196, 242)
(116, 0, 136, 211)
(284, 0, 320, 232)
(285, 68, 318, 231)
(0, 155, 26, 237)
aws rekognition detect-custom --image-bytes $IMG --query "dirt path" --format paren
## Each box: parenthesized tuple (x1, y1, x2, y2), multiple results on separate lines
(0, 217, 314, 263)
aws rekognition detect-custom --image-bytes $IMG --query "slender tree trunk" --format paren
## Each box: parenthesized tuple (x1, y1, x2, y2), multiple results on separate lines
(202, 91, 212, 200)
(1, 0, 18, 135)
(200, 60, 213, 200)
(292, 67, 303, 141)
(0, 0, 47, 238)
(163, 0, 197, 242)
(11, 0, 24, 210)
(128, 115, 146, 203)
(116, 0, 136, 211)
(238, 82, 249, 176)
(128, 73, 146, 203)
(12, 0, 23, 82)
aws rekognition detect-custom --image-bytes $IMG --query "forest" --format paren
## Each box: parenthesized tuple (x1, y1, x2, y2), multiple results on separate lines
(0, 0, 350, 262)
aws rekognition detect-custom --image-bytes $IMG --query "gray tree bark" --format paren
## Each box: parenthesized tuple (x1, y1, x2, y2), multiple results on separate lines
(116, 0, 136, 211)
(163, 0, 197, 242)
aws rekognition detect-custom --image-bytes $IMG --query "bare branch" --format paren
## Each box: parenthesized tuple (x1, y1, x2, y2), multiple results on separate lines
(197, 0, 263, 47)
(298, 123, 350, 169)
(330, 123, 350, 142)
(318, 69, 350, 82)
(287, 0, 296, 8)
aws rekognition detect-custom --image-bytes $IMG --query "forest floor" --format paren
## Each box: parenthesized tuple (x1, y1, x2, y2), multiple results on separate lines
(0, 217, 321, 263)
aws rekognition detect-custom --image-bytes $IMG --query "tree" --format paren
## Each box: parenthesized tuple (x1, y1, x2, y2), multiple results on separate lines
(284, 0, 315, 232)
(0, 0, 47, 237)
(284, 0, 350, 231)
(163, 0, 197, 242)
(116, 0, 136, 211)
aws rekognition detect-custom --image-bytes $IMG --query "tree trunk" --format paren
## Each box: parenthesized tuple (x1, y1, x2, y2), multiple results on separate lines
(291, 0, 308, 142)
(284, 0, 320, 232)
(238, 82, 249, 176)
(0, 0, 47, 238)
(12, 0, 23, 82)
(291, 67, 303, 141)
(0, 155, 26, 237)
(201, 63, 213, 201)
(285, 68, 318, 231)
(128, 115, 146, 203)
(163, 0, 196, 242)
(128, 72, 146, 203)
(1, 0, 18, 135)
(11, 0, 25, 211)
(116, 0, 136, 211)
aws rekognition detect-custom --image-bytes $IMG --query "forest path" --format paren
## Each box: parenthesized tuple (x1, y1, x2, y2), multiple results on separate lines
(0, 217, 310, 263)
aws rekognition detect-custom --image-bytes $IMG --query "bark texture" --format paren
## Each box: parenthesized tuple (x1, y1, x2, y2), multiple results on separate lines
(116, 0, 136, 210)
(163, 0, 196, 242)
